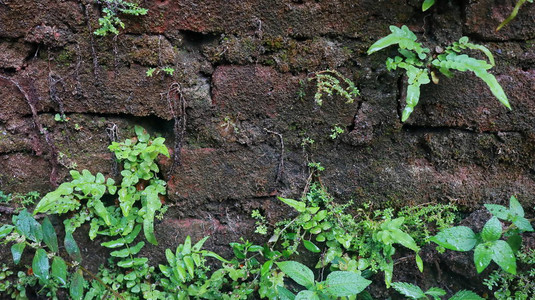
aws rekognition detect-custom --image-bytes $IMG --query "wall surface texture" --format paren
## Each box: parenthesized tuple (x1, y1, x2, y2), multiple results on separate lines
(0, 0, 534, 295)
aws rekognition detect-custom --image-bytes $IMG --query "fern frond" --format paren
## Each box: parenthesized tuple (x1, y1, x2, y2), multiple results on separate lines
(367, 25, 430, 59)
(433, 54, 510, 109)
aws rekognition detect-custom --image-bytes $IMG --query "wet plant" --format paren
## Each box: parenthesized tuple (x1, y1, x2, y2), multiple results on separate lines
(392, 282, 483, 299)
(94, 0, 148, 36)
(431, 196, 534, 275)
(367, 25, 511, 122)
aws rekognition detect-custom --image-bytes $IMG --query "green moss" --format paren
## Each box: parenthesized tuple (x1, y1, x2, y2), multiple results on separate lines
(55, 49, 74, 66)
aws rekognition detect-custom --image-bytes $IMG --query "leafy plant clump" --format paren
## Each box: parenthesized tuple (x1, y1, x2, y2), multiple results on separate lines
(299, 69, 360, 106)
(367, 25, 511, 122)
(431, 196, 533, 275)
(392, 282, 483, 300)
(94, 0, 148, 36)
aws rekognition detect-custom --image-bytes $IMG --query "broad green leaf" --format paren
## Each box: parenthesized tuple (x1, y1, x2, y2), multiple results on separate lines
(481, 217, 502, 242)
(184, 255, 195, 278)
(0, 224, 14, 238)
(473, 243, 492, 273)
(389, 228, 420, 252)
(118, 187, 135, 217)
(277, 286, 296, 300)
(261, 260, 273, 276)
(15, 209, 43, 242)
(91, 199, 112, 226)
(367, 25, 428, 57)
(117, 257, 148, 268)
(484, 204, 509, 219)
(509, 196, 524, 217)
(278, 197, 306, 213)
(183, 236, 192, 254)
(296, 290, 319, 300)
(34, 183, 79, 214)
(449, 290, 484, 300)
(69, 269, 84, 300)
(41, 217, 59, 253)
(110, 241, 145, 258)
(11, 242, 25, 264)
(192, 236, 210, 252)
(422, 0, 435, 11)
(415, 253, 424, 272)
(303, 240, 321, 253)
(143, 187, 162, 245)
(430, 226, 477, 251)
(512, 216, 533, 232)
(391, 282, 426, 299)
(276, 261, 315, 288)
(490, 240, 516, 274)
(32, 249, 50, 282)
(474, 69, 510, 110)
(425, 287, 446, 298)
(51, 256, 68, 286)
(506, 234, 522, 252)
(324, 271, 372, 297)
(65, 231, 82, 263)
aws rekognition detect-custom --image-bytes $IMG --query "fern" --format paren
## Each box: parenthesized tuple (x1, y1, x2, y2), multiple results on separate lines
(368, 27, 511, 122)
(392, 282, 483, 300)
(305, 70, 360, 106)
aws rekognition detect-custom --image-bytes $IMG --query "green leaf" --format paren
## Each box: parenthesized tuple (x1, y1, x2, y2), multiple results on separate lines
(143, 187, 162, 245)
(183, 236, 192, 254)
(184, 255, 195, 278)
(512, 216, 533, 232)
(509, 196, 524, 217)
(91, 199, 112, 226)
(65, 231, 82, 263)
(32, 249, 50, 282)
(389, 228, 420, 252)
(276, 261, 315, 288)
(422, 0, 435, 11)
(430, 226, 477, 251)
(278, 286, 296, 300)
(15, 209, 43, 242)
(391, 282, 426, 299)
(481, 217, 502, 242)
(324, 271, 372, 297)
(474, 69, 511, 110)
(449, 290, 484, 300)
(296, 290, 319, 300)
(0, 224, 14, 239)
(261, 260, 273, 277)
(69, 269, 84, 300)
(425, 287, 446, 298)
(117, 257, 148, 268)
(303, 240, 321, 253)
(41, 217, 59, 253)
(11, 242, 25, 264)
(367, 25, 428, 58)
(473, 243, 492, 273)
(192, 236, 210, 252)
(507, 234, 522, 252)
(110, 241, 145, 258)
(278, 197, 306, 213)
(490, 240, 516, 274)
(484, 204, 509, 219)
(51, 256, 68, 286)
(415, 253, 424, 272)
